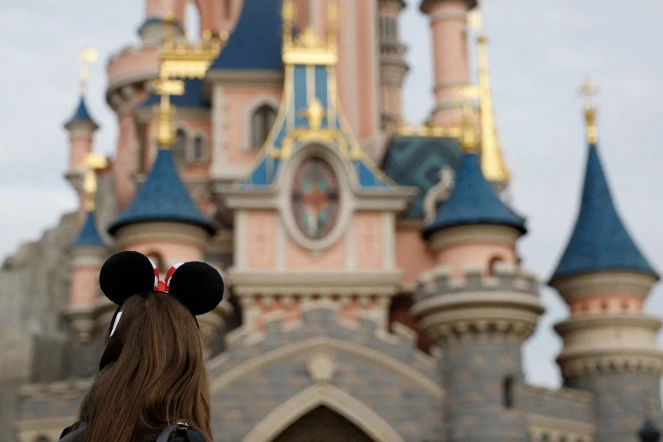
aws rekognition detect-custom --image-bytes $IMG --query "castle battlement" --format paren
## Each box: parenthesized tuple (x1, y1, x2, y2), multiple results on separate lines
(415, 262, 540, 302)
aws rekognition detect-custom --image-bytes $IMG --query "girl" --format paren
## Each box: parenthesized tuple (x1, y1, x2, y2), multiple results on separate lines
(59, 251, 224, 442)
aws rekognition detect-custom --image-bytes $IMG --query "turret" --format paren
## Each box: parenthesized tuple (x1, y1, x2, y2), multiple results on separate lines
(64, 49, 100, 227)
(377, 0, 409, 128)
(420, 0, 476, 125)
(64, 153, 109, 343)
(550, 81, 663, 442)
(412, 118, 544, 441)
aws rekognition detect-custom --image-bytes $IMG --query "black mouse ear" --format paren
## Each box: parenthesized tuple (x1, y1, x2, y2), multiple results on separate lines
(167, 262, 224, 316)
(100, 251, 156, 306)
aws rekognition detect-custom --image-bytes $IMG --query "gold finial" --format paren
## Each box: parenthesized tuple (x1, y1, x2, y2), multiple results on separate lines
(474, 15, 510, 185)
(79, 47, 99, 97)
(82, 153, 108, 212)
(300, 98, 326, 131)
(580, 79, 599, 144)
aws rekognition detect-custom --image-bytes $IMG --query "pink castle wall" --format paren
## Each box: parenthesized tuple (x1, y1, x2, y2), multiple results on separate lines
(70, 266, 99, 306)
(395, 227, 436, 287)
(127, 241, 204, 265)
(570, 296, 643, 316)
(224, 87, 282, 165)
(436, 242, 517, 277)
(286, 237, 346, 270)
(354, 212, 383, 270)
(247, 211, 277, 269)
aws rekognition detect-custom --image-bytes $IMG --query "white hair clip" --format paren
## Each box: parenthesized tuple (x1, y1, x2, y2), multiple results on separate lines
(110, 311, 123, 337)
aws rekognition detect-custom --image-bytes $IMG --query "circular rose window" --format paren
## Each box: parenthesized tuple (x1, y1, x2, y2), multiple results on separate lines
(291, 157, 341, 240)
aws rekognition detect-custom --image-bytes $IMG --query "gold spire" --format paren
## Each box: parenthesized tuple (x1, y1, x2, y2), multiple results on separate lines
(282, 0, 338, 66)
(82, 153, 108, 212)
(153, 1, 222, 148)
(469, 9, 510, 185)
(79, 48, 99, 97)
(580, 79, 599, 144)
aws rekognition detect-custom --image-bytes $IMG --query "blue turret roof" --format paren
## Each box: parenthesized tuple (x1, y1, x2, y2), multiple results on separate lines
(64, 97, 98, 128)
(208, 0, 283, 71)
(423, 153, 526, 238)
(550, 144, 657, 281)
(72, 212, 105, 248)
(108, 149, 216, 236)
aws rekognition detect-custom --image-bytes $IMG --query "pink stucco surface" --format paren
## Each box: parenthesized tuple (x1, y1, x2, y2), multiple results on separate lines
(354, 212, 383, 270)
(70, 267, 100, 305)
(286, 236, 346, 270)
(436, 242, 517, 277)
(395, 227, 436, 286)
(247, 211, 277, 269)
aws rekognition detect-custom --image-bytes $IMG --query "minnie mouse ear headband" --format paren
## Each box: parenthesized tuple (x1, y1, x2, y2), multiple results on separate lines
(100, 251, 224, 337)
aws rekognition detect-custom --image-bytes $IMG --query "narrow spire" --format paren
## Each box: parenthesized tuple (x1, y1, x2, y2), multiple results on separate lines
(468, 9, 510, 187)
(79, 47, 99, 97)
(580, 79, 599, 144)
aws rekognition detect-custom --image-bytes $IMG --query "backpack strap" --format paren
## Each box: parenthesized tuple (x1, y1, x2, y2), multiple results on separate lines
(156, 420, 207, 442)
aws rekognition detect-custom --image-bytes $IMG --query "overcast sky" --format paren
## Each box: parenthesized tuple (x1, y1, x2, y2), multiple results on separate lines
(1, 0, 662, 389)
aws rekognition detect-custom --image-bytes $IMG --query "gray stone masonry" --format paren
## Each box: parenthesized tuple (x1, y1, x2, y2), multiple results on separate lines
(570, 372, 662, 442)
(513, 382, 594, 424)
(209, 304, 443, 441)
(441, 337, 529, 442)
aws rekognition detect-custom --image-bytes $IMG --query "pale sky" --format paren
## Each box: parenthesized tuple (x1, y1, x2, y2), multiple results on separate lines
(1, 0, 662, 389)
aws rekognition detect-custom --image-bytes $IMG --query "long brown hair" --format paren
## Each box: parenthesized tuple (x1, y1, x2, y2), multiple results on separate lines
(78, 292, 212, 442)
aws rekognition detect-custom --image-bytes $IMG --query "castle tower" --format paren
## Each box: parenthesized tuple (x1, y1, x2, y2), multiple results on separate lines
(550, 82, 663, 442)
(412, 123, 544, 441)
(420, 0, 477, 125)
(64, 153, 109, 343)
(64, 52, 100, 228)
(377, 0, 409, 128)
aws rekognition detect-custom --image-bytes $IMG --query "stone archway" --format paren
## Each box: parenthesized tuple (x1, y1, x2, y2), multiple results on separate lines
(272, 406, 375, 442)
(241, 384, 404, 442)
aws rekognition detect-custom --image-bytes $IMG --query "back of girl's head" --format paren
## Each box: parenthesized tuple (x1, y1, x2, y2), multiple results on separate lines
(77, 251, 224, 442)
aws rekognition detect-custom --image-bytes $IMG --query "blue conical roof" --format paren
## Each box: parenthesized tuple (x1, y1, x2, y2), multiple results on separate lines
(550, 144, 657, 281)
(423, 153, 526, 238)
(72, 212, 105, 248)
(108, 149, 216, 236)
(65, 97, 97, 128)
(208, 0, 283, 71)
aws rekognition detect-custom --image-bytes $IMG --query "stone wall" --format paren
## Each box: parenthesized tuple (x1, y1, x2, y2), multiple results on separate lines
(514, 383, 594, 424)
(569, 371, 662, 442)
(206, 303, 443, 441)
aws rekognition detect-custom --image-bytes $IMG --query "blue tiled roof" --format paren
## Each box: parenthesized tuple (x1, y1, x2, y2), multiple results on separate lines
(423, 153, 526, 238)
(381, 136, 463, 218)
(65, 97, 97, 127)
(208, 0, 283, 71)
(550, 144, 657, 281)
(141, 79, 209, 109)
(72, 212, 105, 248)
(108, 149, 216, 236)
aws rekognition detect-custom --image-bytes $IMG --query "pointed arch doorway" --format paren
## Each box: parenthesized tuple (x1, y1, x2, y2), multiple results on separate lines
(272, 406, 375, 442)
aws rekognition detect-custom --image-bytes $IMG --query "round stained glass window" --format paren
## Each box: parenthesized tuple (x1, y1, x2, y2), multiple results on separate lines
(291, 158, 341, 240)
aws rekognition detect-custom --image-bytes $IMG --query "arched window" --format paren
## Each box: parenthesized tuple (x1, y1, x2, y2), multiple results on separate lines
(488, 256, 504, 275)
(192, 135, 207, 162)
(252, 104, 277, 148)
(174, 128, 187, 160)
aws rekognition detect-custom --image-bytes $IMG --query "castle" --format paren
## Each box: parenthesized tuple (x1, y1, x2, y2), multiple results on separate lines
(1, 0, 662, 441)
